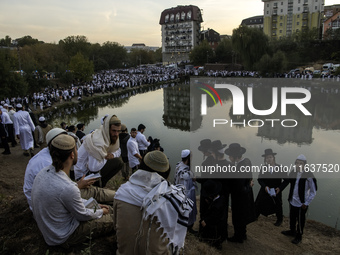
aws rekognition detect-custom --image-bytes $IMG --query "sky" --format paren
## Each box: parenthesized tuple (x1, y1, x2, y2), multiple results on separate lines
(0, 0, 339, 47)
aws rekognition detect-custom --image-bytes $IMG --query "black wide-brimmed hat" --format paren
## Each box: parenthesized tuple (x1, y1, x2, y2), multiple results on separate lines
(209, 140, 227, 152)
(224, 143, 246, 156)
(262, 148, 277, 157)
(202, 180, 222, 198)
(198, 139, 212, 152)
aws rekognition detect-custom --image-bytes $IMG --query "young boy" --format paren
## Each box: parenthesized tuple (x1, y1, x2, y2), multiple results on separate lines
(281, 154, 317, 244)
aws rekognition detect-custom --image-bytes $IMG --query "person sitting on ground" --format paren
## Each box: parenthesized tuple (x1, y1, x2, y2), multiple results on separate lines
(34, 116, 52, 149)
(281, 154, 317, 245)
(24, 128, 115, 211)
(74, 114, 123, 188)
(114, 151, 194, 254)
(31, 134, 115, 247)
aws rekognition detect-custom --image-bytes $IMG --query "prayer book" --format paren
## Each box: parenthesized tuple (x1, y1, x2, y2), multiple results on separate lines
(84, 173, 101, 180)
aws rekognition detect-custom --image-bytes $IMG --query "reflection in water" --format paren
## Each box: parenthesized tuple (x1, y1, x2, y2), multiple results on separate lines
(191, 78, 340, 145)
(163, 84, 191, 131)
(47, 82, 181, 129)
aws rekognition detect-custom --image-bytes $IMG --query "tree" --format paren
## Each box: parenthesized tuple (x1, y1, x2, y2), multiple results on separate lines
(16, 35, 40, 47)
(69, 52, 94, 82)
(100, 41, 127, 69)
(0, 35, 12, 47)
(0, 49, 28, 97)
(189, 40, 214, 66)
(255, 50, 287, 77)
(60, 35, 91, 60)
(215, 38, 233, 63)
(232, 26, 269, 70)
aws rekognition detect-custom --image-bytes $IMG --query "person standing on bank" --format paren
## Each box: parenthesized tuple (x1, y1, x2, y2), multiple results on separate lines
(174, 149, 197, 234)
(34, 117, 52, 149)
(136, 123, 150, 157)
(255, 149, 288, 226)
(209, 140, 231, 241)
(13, 104, 35, 157)
(127, 128, 142, 173)
(281, 154, 317, 245)
(224, 143, 256, 243)
(119, 124, 130, 180)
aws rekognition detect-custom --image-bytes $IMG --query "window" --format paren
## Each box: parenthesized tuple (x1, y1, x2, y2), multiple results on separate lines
(280, 30, 283, 33)
(281, 9, 283, 12)
(187, 11, 191, 20)
(298, 7, 300, 11)
(267, 11, 269, 14)
(315, 6, 317, 10)
(170, 14, 174, 22)
(280, 23, 283, 26)
(267, 4, 269, 7)
(165, 14, 169, 23)
(298, 0, 301, 3)
(297, 22, 300, 25)
(280, 16, 283, 20)
(181, 12, 185, 21)
(176, 13, 180, 22)
(281, 2, 283, 5)
(297, 14, 300, 18)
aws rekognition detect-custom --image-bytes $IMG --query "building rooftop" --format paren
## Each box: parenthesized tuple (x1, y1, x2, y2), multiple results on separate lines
(159, 5, 203, 24)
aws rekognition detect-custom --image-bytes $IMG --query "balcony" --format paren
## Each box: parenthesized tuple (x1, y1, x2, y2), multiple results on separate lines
(303, 7, 309, 13)
(302, 13, 308, 20)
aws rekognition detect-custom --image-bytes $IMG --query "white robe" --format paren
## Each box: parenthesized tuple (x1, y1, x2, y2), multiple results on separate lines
(13, 110, 35, 150)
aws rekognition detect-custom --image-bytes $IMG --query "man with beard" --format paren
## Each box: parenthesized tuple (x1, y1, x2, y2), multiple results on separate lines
(74, 115, 123, 187)
(34, 117, 52, 149)
(31, 134, 114, 247)
(224, 143, 256, 243)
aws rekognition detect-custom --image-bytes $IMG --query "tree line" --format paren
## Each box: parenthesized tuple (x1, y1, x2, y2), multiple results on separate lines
(189, 26, 340, 76)
(0, 35, 162, 97)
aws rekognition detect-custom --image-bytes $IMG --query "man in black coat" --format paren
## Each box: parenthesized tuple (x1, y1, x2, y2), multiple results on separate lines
(255, 149, 288, 226)
(224, 143, 256, 243)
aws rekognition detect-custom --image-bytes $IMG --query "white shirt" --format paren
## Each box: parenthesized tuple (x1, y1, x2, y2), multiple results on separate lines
(290, 172, 317, 207)
(23, 148, 52, 210)
(127, 136, 140, 168)
(74, 144, 121, 180)
(136, 131, 150, 151)
(1, 111, 13, 124)
(32, 165, 102, 245)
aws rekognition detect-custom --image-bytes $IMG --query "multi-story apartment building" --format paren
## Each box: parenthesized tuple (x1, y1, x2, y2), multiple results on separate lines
(262, 0, 324, 39)
(241, 15, 264, 30)
(159, 5, 203, 65)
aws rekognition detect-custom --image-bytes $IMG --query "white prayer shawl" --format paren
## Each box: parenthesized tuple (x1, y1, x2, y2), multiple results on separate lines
(83, 115, 119, 161)
(115, 170, 193, 252)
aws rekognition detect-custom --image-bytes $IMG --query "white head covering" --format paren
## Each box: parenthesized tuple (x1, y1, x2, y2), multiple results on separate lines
(296, 154, 306, 161)
(181, 149, 190, 158)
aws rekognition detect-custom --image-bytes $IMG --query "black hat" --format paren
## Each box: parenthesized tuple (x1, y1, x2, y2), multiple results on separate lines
(262, 148, 277, 157)
(198, 139, 211, 152)
(202, 180, 222, 198)
(209, 140, 227, 152)
(224, 143, 246, 156)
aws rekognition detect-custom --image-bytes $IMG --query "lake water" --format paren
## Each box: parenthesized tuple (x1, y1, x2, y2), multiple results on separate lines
(47, 78, 340, 230)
